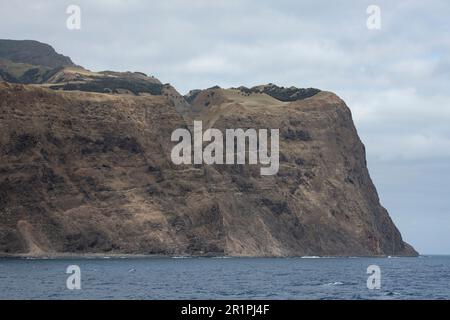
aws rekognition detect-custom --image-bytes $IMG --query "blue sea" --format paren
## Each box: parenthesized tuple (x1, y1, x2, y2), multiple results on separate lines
(0, 255, 449, 299)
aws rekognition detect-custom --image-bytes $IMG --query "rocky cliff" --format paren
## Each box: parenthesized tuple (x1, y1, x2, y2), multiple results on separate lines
(0, 40, 417, 256)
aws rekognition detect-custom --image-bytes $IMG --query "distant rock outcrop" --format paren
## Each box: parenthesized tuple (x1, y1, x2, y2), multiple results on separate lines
(0, 39, 74, 68)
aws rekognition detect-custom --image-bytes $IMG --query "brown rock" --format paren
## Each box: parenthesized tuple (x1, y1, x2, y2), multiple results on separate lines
(0, 82, 417, 256)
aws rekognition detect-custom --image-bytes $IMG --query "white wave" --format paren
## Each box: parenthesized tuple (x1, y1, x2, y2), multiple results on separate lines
(324, 281, 344, 286)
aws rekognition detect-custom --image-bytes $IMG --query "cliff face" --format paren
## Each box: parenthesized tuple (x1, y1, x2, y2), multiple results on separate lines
(0, 82, 416, 256)
(0, 39, 417, 256)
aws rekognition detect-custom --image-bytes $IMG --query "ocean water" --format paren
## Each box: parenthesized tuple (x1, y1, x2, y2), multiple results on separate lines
(0, 255, 449, 299)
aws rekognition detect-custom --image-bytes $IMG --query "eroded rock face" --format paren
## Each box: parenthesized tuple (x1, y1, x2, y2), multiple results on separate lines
(0, 82, 417, 256)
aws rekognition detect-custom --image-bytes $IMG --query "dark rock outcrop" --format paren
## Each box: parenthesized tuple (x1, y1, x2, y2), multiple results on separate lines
(235, 84, 321, 101)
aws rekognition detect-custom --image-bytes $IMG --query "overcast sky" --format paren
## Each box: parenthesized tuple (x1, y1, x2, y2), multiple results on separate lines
(2, 0, 449, 254)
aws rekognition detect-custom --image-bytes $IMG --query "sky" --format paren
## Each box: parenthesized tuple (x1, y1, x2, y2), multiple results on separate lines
(1, 0, 449, 254)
